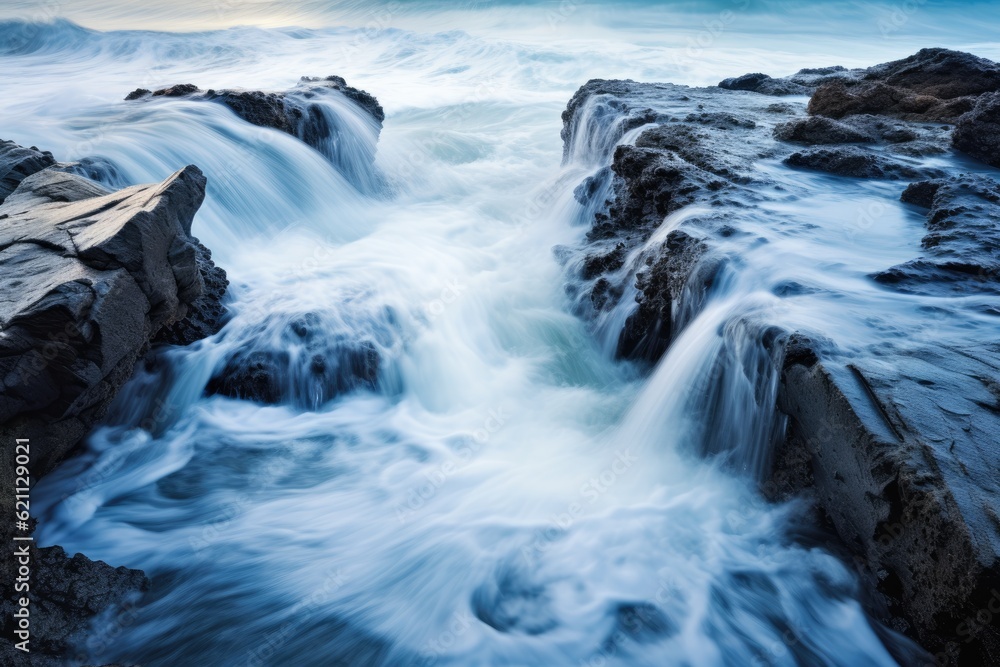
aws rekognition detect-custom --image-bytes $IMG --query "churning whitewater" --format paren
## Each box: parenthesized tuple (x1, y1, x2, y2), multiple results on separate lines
(7, 11, 984, 666)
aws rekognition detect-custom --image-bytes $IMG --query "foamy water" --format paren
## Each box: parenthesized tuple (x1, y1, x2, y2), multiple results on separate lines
(5, 3, 999, 665)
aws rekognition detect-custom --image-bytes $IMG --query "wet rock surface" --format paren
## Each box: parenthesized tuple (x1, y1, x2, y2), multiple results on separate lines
(0, 140, 56, 203)
(1, 544, 148, 666)
(205, 310, 391, 409)
(616, 230, 714, 362)
(874, 175, 1000, 297)
(565, 49, 1000, 665)
(0, 150, 226, 479)
(0, 139, 226, 664)
(126, 75, 385, 141)
(718, 72, 811, 96)
(718, 65, 862, 96)
(783, 146, 945, 180)
(774, 342, 1000, 665)
(560, 78, 785, 358)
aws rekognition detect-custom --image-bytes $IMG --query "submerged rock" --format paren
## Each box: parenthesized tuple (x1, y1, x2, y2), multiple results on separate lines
(783, 146, 944, 180)
(206, 312, 383, 409)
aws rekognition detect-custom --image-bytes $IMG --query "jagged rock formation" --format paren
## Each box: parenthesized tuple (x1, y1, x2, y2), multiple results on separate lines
(565, 49, 1000, 665)
(560, 79, 788, 360)
(722, 48, 1000, 124)
(724, 48, 1000, 170)
(0, 157, 225, 478)
(0, 140, 227, 664)
(807, 48, 1000, 123)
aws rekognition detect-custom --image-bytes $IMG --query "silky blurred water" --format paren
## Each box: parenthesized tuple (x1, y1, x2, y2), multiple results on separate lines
(5, 2, 999, 665)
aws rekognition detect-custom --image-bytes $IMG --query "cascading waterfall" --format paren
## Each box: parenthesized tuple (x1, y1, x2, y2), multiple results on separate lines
(4, 13, 964, 667)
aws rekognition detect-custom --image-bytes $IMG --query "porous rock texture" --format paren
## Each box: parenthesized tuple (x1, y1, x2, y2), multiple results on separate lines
(952, 92, 1000, 168)
(205, 316, 381, 409)
(805, 48, 1000, 122)
(725, 47, 1000, 168)
(0, 544, 148, 666)
(566, 48, 1000, 665)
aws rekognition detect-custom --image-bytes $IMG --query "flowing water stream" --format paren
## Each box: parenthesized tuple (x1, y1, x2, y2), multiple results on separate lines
(4, 4, 1000, 665)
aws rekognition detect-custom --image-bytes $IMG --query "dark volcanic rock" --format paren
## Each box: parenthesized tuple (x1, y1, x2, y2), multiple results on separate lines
(0, 545, 148, 660)
(952, 92, 1000, 168)
(127, 77, 384, 190)
(774, 344, 1000, 665)
(561, 79, 791, 360)
(774, 116, 872, 144)
(151, 83, 199, 97)
(123, 87, 150, 101)
(808, 49, 1000, 123)
(207, 88, 292, 133)
(874, 175, 1000, 295)
(153, 239, 229, 346)
(0, 140, 224, 663)
(617, 230, 718, 361)
(0, 140, 56, 203)
(0, 147, 226, 481)
(718, 72, 810, 96)
(206, 313, 381, 409)
(127, 75, 385, 136)
(783, 146, 944, 180)
(565, 50, 1000, 665)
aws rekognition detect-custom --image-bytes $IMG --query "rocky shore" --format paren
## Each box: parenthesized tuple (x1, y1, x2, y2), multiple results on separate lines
(563, 48, 1000, 664)
(0, 140, 225, 665)
(0, 73, 384, 664)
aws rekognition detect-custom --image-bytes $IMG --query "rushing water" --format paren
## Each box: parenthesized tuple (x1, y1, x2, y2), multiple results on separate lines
(5, 3, 1000, 665)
